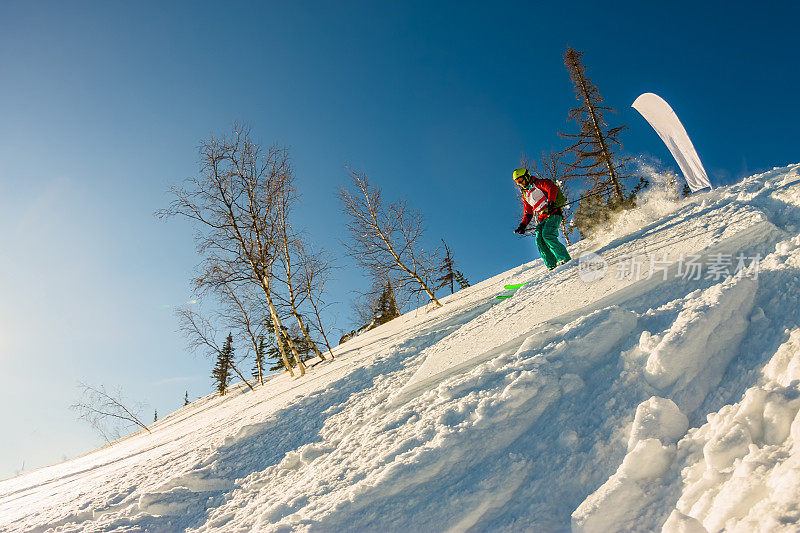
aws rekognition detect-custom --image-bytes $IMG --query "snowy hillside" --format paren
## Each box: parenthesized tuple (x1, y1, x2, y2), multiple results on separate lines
(3, 164, 800, 532)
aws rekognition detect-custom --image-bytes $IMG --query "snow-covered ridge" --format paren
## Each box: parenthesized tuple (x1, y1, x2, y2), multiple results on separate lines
(2, 164, 800, 532)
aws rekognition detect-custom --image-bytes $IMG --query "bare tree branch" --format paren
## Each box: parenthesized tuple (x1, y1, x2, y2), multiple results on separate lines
(294, 239, 337, 358)
(71, 382, 151, 443)
(338, 169, 442, 310)
(177, 305, 256, 392)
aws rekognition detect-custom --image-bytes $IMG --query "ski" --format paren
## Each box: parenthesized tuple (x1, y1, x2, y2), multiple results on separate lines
(496, 280, 532, 299)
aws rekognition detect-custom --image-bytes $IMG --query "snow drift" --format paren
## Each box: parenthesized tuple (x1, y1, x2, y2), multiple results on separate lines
(2, 164, 800, 532)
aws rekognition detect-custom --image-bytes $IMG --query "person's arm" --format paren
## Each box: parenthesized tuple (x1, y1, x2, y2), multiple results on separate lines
(521, 194, 534, 225)
(515, 197, 534, 233)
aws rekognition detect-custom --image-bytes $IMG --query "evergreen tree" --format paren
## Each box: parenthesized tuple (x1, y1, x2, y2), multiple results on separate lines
(385, 282, 400, 318)
(436, 240, 456, 294)
(267, 345, 285, 373)
(572, 190, 613, 239)
(252, 335, 267, 386)
(153, 409, 158, 423)
(453, 270, 471, 290)
(212, 333, 234, 396)
(559, 47, 646, 236)
(435, 240, 470, 294)
(267, 327, 307, 372)
(374, 281, 400, 325)
(292, 331, 316, 363)
(184, 391, 190, 406)
(560, 47, 630, 202)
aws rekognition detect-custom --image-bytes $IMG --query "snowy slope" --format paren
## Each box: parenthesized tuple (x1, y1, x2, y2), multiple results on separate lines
(2, 164, 800, 532)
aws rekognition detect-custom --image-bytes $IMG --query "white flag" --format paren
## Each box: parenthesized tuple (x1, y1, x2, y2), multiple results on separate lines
(632, 93, 711, 192)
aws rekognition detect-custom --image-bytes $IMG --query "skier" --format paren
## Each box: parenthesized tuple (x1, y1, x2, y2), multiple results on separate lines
(512, 168, 571, 270)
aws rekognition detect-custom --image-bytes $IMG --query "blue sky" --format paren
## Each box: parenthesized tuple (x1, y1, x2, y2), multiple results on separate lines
(1, 0, 798, 479)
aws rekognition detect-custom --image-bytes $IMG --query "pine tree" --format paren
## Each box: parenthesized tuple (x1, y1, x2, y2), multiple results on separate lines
(267, 343, 286, 373)
(252, 335, 267, 385)
(435, 240, 470, 294)
(560, 47, 629, 201)
(572, 191, 612, 239)
(184, 391, 190, 406)
(436, 240, 456, 294)
(375, 281, 400, 325)
(153, 409, 158, 423)
(267, 329, 286, 373)
(559, 47, 645, 236)
(385, 282, 400, 318)
(267, 327, 306, 372)
(212, 333, 234, 396)
(453, 270, 471, 290)
(292, 332, 316, 363)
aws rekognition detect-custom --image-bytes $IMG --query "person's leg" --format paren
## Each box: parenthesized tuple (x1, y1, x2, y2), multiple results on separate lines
(542, 215, 571, 264)
(536, 221, 558, 269)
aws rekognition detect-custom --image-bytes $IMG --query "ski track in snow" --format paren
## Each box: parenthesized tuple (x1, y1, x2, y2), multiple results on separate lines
(2, 164, 800, 532)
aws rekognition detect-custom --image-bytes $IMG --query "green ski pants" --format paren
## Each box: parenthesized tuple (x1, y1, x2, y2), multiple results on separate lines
(535, 214, 571, 269)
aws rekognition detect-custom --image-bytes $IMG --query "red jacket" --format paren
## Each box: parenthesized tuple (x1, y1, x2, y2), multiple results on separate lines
(520, 178, 559, 226)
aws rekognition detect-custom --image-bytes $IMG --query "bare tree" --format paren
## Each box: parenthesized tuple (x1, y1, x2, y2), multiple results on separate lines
(177, 307, 256, 391)
(157, 125, 307, 377)
(71, 382, 151, 443)
(338, 169, 442, 309)
(273, 186, 326, 363)
(295, 240, 337, 358)
(522, 150, 574, 184)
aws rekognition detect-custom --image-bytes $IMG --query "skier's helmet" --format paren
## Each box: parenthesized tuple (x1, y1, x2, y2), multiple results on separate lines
(513, 168, 531, 188)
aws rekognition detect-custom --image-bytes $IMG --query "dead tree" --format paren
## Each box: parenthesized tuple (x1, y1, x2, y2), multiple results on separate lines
(71, 382, 151, 443)
(158, 125, 306, 377)
(559, 47, 634, 204)
(338, 170, 442, 309)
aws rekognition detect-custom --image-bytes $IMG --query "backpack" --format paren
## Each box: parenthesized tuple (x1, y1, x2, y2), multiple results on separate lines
(554, 184, 567, 209)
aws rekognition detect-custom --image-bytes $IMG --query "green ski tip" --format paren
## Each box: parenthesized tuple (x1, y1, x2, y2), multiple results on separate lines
(503, 282, 530, 290)
(495, 295, 514, 299)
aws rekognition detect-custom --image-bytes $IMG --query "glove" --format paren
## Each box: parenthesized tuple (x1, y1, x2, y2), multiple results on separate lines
(514, 223, 527, 235)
